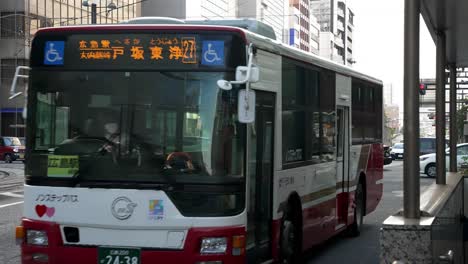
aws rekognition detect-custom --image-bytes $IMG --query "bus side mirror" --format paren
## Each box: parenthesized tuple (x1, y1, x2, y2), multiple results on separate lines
(216, 43, 259, 90)
(238, 89, 255, 123)
(235, 65, 259, 83)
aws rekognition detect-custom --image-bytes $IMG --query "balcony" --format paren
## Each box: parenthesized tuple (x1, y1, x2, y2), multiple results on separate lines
(338, 9, 345, 18)
(337, 22, 345, 32)
(334, 36, 344, 47)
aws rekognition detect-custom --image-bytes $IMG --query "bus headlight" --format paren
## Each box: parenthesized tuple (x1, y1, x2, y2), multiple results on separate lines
(200, 237, 227, 254)
(26, 230, 48, 246)
(13, 148, 19, 152)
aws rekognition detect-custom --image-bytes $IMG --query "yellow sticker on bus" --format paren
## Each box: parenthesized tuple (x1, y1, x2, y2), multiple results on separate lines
(47, 155, 79, 177)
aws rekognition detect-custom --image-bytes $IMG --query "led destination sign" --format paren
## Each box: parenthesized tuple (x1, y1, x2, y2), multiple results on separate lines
(77, 36, 198, 64)
(33, 33, 246, 70)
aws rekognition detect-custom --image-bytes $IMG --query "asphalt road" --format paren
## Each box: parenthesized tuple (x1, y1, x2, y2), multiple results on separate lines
(0, 161, 25, 264)
(0, 160, 434, 264)
(305, 160, 434, 263)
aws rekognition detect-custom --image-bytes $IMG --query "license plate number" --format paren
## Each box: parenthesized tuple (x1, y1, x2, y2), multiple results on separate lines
(98, 247, 140, 264)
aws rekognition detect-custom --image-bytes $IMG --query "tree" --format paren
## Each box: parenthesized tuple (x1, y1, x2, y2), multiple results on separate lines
(384, 112, 399, 145)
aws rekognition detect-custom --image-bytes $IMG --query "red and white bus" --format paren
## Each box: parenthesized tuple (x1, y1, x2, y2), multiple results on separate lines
(15, 18, 383, 264)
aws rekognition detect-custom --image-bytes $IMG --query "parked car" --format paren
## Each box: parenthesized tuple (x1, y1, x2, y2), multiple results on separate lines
(419, 143, 468, 177)
(383, 145, 392, 165)
(0, 136, 25, 163)
(390, 143, 404, 160)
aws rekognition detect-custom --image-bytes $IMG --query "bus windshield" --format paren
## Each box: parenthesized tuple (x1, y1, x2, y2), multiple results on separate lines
(28, 70, 246, 185)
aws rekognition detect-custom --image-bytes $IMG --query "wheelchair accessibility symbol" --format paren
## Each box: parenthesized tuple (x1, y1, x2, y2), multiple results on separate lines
(44, 41, 65, 65)
(201, 41, 224, 66)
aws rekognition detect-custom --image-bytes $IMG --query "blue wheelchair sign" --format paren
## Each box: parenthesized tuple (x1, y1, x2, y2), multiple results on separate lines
(44, 41, 65, 65)
(201, 41, 224, 66)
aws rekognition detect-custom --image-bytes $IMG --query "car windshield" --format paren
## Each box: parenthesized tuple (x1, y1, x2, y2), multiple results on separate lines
(393, 143, 403, 149)
(4, 137, 22, 146)
(28, 70, 246, 184)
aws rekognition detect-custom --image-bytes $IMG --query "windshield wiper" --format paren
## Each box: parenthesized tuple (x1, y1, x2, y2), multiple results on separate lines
(71, 147, 111, 185)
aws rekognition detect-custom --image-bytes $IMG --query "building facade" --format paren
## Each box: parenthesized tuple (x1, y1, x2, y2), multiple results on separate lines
(141, 0, 286, 43)
(141, 0, 237, 21)
(0, 0, 140, 136)
(285, 0, 319, 54)
(289, 0, 310, 52)
(309, 14, 320, 54)
(310, 0, 354, 66)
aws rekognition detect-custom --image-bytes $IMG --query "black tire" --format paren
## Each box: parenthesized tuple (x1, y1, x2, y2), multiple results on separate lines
(4, 154, 12, 163)
(280, 205, 302, 264)
(425, 164, 436, 178)
(349, 181, 364, 236)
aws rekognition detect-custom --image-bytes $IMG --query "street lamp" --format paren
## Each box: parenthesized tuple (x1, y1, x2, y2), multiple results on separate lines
(82, 0, 117, 24)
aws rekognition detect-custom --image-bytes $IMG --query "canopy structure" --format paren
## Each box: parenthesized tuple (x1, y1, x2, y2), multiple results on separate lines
(403, 0, 466, 218)
(421, 0, 468, 67)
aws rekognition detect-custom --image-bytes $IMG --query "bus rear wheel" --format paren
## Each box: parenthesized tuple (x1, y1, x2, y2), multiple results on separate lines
(280, 206, 302, 263)
(349, 181, 364, 236)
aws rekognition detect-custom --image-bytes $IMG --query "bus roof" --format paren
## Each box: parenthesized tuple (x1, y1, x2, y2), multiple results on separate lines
(243, 31, 383, 86)
(34, 23, 382, 85)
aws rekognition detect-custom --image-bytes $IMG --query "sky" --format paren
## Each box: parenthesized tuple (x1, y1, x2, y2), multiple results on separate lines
(349, 0, 436, 110)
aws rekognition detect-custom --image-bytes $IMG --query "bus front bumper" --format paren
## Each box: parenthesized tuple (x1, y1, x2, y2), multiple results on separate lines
(19, 218, 246, 264)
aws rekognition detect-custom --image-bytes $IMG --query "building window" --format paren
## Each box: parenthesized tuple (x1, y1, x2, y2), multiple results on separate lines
(1, 12, 26, 38)
(1, 59, 29, 87)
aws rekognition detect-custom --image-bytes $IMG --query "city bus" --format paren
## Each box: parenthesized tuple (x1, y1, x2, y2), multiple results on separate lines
(14, 18, 383, 264)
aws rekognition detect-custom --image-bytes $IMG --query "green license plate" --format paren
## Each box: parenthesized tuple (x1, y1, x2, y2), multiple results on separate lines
(98, 247, 140, 264)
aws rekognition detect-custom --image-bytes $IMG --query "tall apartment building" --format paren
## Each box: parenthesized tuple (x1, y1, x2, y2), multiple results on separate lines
(141, 0, 285, 43)
(310, 0, 354, 66)
(309, 14, 320, 54)
(0, 0, 140, 136)
(285, 1, 319, 55)
(288, 0, 310, 52)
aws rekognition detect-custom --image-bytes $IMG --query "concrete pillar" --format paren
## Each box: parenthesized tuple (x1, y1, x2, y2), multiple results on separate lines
(449, 64, 457, 172)
(403, 0, 420, 219)
(436, 32, 446, 184)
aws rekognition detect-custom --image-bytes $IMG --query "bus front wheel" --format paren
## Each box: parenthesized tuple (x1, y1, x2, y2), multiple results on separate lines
(349, 181, 364, 236)
(280, 205, 302, 263)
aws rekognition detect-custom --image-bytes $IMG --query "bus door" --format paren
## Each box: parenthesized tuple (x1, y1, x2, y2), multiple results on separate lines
(336, 106, 350, 228)
(246, 91, 275, 263)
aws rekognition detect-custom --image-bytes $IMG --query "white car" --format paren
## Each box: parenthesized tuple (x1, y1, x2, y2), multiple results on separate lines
(390, 143, 404, 160)
(419, 143, 468, 177)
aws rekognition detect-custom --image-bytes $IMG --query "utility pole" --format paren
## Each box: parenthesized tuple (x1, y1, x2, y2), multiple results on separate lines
(91, 3, 97, 24)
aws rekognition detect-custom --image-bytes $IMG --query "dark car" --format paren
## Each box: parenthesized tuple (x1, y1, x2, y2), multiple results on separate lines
(420, 137, 448, 155)
(0, 136, 25, 163)
(383, 145, 392, 165)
